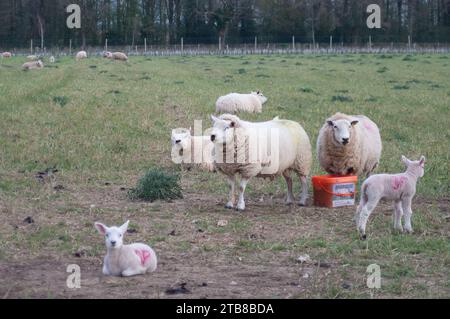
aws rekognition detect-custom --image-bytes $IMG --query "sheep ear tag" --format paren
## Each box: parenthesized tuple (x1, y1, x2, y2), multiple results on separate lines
(135, 249, 151, 266)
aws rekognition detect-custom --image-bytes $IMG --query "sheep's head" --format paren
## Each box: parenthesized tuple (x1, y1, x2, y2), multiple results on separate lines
(171, 128, 191, 152)
(327, 118, 359, 146)
(95, 220, 129, 249)
(103, 51, 113, 58)
(210, 114, 240, 144)
(252, 91, 268, 104)
(37, 60, 44, 68)
(402, 155, 425, 177)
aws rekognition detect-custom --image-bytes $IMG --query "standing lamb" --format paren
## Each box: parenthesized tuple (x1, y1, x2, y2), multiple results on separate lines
(111, 52, 128, 61)
(317, 112, 382, 176)
(215, 91, 268, 114)
(22, 60, 44, 70)
(75, 50, 87, 60)
(171, 128, 215, 172)
(355, 155, 425, 239)
(210, 114, 312, 210)
(2, 52, 12, 58)
(94, 220, 157, 276)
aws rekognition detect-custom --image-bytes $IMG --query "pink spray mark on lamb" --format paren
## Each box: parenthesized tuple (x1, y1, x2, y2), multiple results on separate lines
(363, 120, 373, 131)
(391, 176, 407, 191)
(134, 249, 151, 266)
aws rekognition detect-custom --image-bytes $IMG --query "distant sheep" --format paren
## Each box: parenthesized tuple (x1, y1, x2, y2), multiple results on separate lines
(171, 128, 215, 172)
(111, 52, 128, 61)
(215, 91, 268, 114)
(103, 51, 113, 58)
(27, 55, 39, 61)
(317, 112, 382, 177)
(94, 220, 157, 276)
(2, 52, 12, 58)
(355, 156, 425, 239)
(49, 56, 55, 63)
(210, 114, 312, 210)
(76, 50, 87, 60)
(22, 60, 44, 71)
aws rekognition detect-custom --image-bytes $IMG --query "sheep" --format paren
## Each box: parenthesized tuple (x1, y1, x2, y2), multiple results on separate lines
(111, 52, 128, 61)
(317, 112, 382, 177)
(171, 128, 215, 172)
(102, 51, 113, 58)
(27, 55, 39, 61)
(215, 91, 268, 114)
(22, 60, 44, 71)
(210, 114, 312, 210)
(355, 155, 425, 239)
(75, 50, 87, 60)
(2, 52, 12, 58)
(49, 56, 55, 63)
(94, 220, 157, 276)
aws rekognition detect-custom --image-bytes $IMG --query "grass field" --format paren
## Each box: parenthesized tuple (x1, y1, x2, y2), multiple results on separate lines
(0, 54, 449, 298)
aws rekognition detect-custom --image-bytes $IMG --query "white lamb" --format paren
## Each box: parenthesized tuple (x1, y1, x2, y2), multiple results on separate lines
(171, 128, 215, 172)
(22, 60, 44, 70)
(27, 55, 39, 61)
(210, 114, 312, 210)
(94, 220, 157, 276)
(215, 91, 268, 114)
(2, 52, 12, 58)
(103, 51, 113, 58)
(49, 56, 55, 63)
(317, 112, 382, 176)
(76, 50, 87, 60)
(111, 52, 128, 61)
(355, 155, 425, 239)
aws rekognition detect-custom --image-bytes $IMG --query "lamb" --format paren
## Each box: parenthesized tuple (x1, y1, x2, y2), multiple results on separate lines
(210, 114, 312, 210)
(27, 55, 39, 61)
(49, 56, 55, 63)
(75, 50, 87, 60)
(171, 128, 215, 172)
(215, 91, 268, 114)
(110, 52, 128, 61)
(317, 112, 382, 177)
(2, 52, 12, 58)
(22, 60, 44, 70)
(103, 51, 113, 58)
(94, 220, 157, 276)
(355, 155, 425, 239)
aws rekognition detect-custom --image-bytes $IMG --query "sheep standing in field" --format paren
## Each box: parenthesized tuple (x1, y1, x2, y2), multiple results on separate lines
(171, 128, 215, 172)
(94, 220, 157, 276)
(110, 52, 128, 61)
(215, 91, 268, 114)
(210, 114, 312, 210)
(2, 52, 12, 58)
(75, 50, 87, 61)
(103, 51, 113, 59)
(22, 60, 44, 71)
(355, 156, 425, 239)
(317, 112, 382, 177)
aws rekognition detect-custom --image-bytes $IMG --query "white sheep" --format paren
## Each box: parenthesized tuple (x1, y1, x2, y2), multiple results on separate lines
(317, 112, 382, 177)
(210, 114, 312, 210)
(171, 128, 215, 172)
(110, 52, 128, 61)
(103, 51, 113, 58)
(215, 91, 268, 114)
(76, 50, 87, 60)
(49, 56, 55, 63)
(94, 220, 157, 276)
(22, 60, 44, 70)
(27, 55, 39, 61)
(355, 156, 425, 239)
(2, 52, 12, 58)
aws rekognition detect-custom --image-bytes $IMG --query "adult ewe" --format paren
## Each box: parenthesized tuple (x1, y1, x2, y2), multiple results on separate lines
(210, 114, 312, 210)
(215, 91, 267, 114)
(317, 112, 382, 177)
(75, 50, 87, 61)
(22, 60, 44, 70)
(171, 128, 215, 172)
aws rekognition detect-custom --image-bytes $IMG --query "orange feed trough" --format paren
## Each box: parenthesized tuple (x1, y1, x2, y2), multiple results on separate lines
(312, 175, 358, 208)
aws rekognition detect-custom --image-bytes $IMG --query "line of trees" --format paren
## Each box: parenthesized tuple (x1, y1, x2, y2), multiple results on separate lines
(0, 0, 449, 49)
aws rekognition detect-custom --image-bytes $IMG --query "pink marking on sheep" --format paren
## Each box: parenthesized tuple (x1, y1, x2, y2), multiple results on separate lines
(135, 249, 151, 266)
(391, 175, 407, 190)
(363, 120, 373, 131)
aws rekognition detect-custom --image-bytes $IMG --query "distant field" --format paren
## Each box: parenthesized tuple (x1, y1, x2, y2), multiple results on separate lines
(0, 54, 449, 298)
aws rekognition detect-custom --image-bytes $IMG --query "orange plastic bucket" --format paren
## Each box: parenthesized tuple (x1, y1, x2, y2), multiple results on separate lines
(312, 175, 358, 208)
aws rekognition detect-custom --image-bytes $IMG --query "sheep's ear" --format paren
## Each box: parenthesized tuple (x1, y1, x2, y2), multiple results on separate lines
(351, 120, 359, 126)
(401, 155, 409, 165)
(327, 120, 334, 127)
(95, 222, 108, 235)
(119, 220, 129, 233)
(210, 115, 219, 123)
(419, 156, 425, 165)
(257, 90, 260, 94)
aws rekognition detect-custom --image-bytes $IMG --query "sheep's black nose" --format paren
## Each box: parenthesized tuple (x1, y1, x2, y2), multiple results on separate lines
(211, 135, 216, 141)
(342, 138, 349, 145)
(110, 241, 116, 246)
(175, 140, 181, 144)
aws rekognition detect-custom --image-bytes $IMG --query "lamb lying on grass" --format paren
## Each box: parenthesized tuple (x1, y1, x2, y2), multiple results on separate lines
(171, 128, 215, 172)
(355, 155, 426, 239)
(94, 220, 157, 276)
(215, 91, 268, 113)
(110, 52, 128, 61)
(22, 60, 44, 70)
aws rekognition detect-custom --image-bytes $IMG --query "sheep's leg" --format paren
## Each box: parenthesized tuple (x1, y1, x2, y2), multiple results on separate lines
(225, 175, 236, 209)
(402, 197, 414, 233)
(297, 173, 308, 206)
(236, 178, 249, 211)
(283, 171, 294, 205)
(121, 267, 142, 277)
(393, 200, 404, 232)
(357, 197, 379, 239)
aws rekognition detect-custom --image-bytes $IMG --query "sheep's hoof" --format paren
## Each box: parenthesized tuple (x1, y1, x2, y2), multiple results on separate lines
(403, 229, 413, 234)
(298, 201, 307, 207)
(225, 202, 234, 209)
(360, 234, 367, 240)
